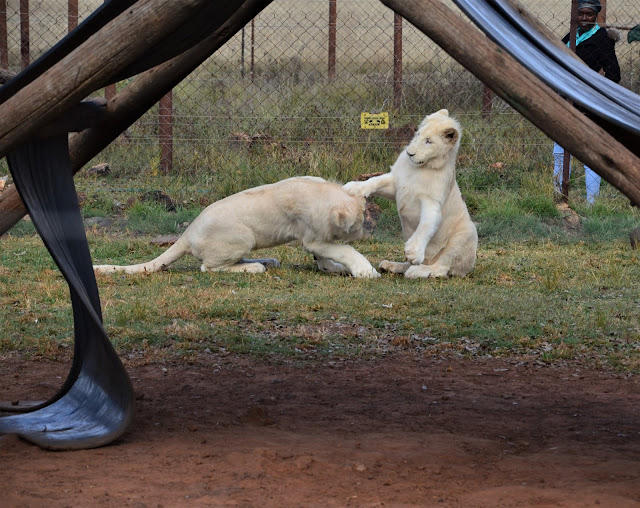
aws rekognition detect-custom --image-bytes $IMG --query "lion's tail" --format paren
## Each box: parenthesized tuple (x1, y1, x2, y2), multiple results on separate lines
(93, 235, 189, 274)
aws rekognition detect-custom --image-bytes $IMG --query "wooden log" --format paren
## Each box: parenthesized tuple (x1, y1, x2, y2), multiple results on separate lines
(0, 184, 26, 232)
(379, 0, 640, 206)
(0, 0, 272, 236)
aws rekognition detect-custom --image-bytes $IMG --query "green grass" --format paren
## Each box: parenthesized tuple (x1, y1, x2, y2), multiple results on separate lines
(3, 106, 639, 370)
(1, 186, 639, 370)
(1, 57, 638, 371)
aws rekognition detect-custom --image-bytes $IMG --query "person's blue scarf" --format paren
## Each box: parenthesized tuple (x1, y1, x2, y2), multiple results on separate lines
(567, 23, 600, 47)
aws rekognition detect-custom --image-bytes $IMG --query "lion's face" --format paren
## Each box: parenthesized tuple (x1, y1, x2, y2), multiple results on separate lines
(405, 109, 460, 166)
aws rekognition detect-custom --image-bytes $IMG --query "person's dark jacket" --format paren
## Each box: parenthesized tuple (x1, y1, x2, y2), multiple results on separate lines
(563, 27, 621, 83)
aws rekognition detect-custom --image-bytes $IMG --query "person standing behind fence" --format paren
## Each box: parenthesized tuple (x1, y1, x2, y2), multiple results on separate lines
(553, 0, 621, 204)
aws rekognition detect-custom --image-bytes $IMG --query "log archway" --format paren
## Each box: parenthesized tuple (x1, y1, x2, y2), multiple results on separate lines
(0, 0, 638, 450)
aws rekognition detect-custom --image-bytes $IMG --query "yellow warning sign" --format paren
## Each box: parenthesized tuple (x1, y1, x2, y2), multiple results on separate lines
(360, 112, 389, 129)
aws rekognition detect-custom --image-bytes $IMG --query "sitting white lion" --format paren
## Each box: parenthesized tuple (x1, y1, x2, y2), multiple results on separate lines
(94, 176, 379, 278)
(343, 109, 477, 278)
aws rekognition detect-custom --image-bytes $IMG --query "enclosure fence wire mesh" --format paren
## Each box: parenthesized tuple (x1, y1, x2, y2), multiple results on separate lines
(1, 0, 639, 195)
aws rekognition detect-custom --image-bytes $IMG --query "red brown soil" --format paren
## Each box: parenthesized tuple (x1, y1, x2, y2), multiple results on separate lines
(2, 353, 640, 507)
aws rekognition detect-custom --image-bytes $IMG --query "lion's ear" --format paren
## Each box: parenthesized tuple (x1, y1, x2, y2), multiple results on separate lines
(330, 200, 363, 235)
(442, 127, 459, 144)
(436, 108, 449, 117)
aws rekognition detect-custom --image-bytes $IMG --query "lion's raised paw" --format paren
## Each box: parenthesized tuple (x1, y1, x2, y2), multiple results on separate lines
(342, 181, 369, 198)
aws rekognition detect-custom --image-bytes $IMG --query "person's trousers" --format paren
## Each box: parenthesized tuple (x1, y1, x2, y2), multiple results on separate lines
(553, 142, 600, 204)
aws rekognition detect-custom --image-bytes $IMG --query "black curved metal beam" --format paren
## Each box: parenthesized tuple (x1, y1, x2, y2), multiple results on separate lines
(453, 0, 640, 135)
(0, 135, 134, 450)
(490, 0, 640, 116)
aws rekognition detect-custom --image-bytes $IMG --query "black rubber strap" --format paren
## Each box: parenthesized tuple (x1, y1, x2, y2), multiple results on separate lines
(0, 135, 134, 450)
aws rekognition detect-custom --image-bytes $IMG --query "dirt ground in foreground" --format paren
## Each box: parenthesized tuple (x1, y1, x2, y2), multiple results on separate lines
(2, 353, 640, 507)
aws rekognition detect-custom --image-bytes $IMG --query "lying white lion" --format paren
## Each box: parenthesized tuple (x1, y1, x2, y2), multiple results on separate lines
(343, 109, 477, 278)
(94, 176, 379, 278)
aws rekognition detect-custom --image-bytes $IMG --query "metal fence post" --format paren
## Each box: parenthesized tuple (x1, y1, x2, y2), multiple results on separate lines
(328, 0, 336, 81)
(250, 18, 255, 83)
(68, 0, 78, 31)
(103, 1, 116, 99)
(241, 26, 245, 78)
(561, 0, 580, 202)
(393, 13, 402, 109)
(159, 91, 173, 173)
(599, 0, 607, 22)
(481, 85, 493, 119)
(19, 0, 28, 68)
(0, 0, 8, 69)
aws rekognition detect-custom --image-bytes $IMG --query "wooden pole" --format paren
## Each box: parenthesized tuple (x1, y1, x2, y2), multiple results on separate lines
(328, 0, 336, 81)
(378, 0, 640, 206)
(0, 0, 273, 235)
(393, 13, 402, 109)
(104, 84, 117, 100)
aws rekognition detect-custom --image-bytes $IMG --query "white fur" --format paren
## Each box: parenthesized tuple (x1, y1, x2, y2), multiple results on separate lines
(343, 109, 477, 278)
(94, 176, 379, 278)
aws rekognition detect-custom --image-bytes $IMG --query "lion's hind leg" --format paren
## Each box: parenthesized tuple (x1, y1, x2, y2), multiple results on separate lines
(198, 231, 266, 273)
(436, 223, 477, 278)
(203, 261, 267, 273)
(404, 263, 449, 279)
(405, 223, 477, 279)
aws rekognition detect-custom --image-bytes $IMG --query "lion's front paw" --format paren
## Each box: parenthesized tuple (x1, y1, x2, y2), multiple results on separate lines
(342, 181, 368, 197)
(404, 240, 425, 265)
(352, 265, 381, 278)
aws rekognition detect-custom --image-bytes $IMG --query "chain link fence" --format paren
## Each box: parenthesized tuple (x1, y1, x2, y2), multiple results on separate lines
(2, 1, 639, 196)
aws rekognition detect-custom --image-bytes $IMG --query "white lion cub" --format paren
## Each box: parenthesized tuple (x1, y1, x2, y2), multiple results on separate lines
(343, 109, 477, 278)
(94, 176, 379, 278)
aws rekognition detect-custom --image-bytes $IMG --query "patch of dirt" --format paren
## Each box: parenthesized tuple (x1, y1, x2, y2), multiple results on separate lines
(556, 203, 582, 234)
(2, 353, 640, 507)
